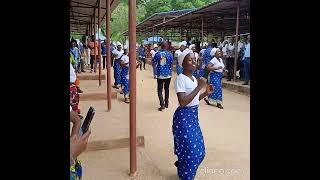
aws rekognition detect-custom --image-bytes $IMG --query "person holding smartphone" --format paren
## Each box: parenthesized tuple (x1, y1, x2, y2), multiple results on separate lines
(70, 130, 91, 180)
(173, 49, 214, 180)
(204, 48, 225, 109)
(70, 106, 91, 180)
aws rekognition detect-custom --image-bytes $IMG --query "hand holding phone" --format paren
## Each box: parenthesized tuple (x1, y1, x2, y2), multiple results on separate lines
(81, 106, 95, 135)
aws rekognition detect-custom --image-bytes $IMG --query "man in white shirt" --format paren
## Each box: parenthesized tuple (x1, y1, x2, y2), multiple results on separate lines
(226, 39, 235, 81)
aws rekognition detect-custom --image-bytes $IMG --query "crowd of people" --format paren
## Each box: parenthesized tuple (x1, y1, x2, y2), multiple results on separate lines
(69, 34, 250, 180)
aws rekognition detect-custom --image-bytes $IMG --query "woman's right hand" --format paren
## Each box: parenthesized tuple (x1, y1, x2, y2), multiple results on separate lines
(70, 130, 91, 159)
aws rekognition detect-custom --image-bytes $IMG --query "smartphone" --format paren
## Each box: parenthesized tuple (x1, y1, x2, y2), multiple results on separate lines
(81, 106, 95, 135)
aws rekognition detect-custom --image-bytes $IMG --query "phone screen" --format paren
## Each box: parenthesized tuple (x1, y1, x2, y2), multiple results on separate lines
(81, 106, 95, 135)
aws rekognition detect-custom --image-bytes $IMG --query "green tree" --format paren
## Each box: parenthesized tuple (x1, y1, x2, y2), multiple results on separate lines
(101, 0, 217, 41)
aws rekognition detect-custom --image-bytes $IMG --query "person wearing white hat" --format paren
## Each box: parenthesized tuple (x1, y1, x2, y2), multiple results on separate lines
(138, 44, 146, 70)
(119, 49, 141, 103)
(173, 48, 213, 180)
(111, 42, 124, 89)
(204, 48, 225, 109)
(189, 44, 200, 77)
(198, 43, 214, 78)
(175, 41, 187, 75)
(150, 44, 159, 79)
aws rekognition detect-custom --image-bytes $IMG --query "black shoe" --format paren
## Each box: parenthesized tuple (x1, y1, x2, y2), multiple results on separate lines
(165, 104, 168, 108)
(227, 79, 231, 81)
(158, 106, 165, 111)
(242, 82, 249, 85)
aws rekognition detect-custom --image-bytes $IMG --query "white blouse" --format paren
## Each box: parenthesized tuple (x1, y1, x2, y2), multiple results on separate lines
(209, 57, 225, 73)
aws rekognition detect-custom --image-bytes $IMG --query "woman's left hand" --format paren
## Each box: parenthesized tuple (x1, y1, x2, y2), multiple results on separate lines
(206, 84, 214, 94)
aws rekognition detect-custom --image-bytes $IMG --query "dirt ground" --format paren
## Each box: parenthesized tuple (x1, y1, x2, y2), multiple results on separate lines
(78, 64, 250, 180)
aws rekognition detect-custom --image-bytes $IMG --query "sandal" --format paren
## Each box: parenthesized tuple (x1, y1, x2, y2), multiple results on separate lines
(217, 103, 224, 109)
(124, 98, 130, 103)
(204, 98, 210, 105)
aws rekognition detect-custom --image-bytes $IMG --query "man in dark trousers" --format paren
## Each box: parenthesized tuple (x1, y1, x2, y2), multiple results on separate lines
(153, 41, 174, 111)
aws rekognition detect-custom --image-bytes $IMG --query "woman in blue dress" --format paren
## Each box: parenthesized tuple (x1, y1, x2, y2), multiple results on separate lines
(204, 48, 225, 109)
(120, 49, 141, 103)
(173, 49, 214, 180)
(112, 42, 124, 89)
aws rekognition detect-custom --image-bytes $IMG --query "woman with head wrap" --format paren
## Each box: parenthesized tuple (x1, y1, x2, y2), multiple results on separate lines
(189, 44, 199, 78)
(111, 42, 124, 89)
(173, 49, 214, 180)
(204, 48, 225, 109)
(175, 41, 187, 75)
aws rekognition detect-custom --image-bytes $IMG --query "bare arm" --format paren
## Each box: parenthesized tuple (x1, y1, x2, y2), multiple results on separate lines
(70, 110, 81, 137)
(199, 91, 209, 101)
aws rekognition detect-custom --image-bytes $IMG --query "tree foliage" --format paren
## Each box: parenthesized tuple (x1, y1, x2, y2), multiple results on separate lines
(102, 0, 216, 41)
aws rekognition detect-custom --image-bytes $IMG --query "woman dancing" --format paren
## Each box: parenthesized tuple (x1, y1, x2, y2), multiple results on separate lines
(173, 49, 214, 180)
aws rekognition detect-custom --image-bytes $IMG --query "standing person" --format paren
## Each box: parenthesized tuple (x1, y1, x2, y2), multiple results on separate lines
(120, 49, 130, 103)
(84, 37, 90, 67)
(79, 41, 85, 73)
(189, 44, 199, 78)
(111, 42, 124, 89)
(226, 39, 235, 81)
(204, 48, 225, 109)
(82, 38, 89, 67)
(101, 41, 107, 70)
(120, 49, 141, 103)
(70, 41, 80, 73)
(173, 49, 214, 180)
(242, 35, 250, 85)
(138, 44, 146, 70)
(88, 35, 99, 73)
(175, 41, 187, 75)
(199, 43, 214, 78)
(153, 41, 173, 111)
(222, 41, 228, 68)
(150, 44, 159, 79)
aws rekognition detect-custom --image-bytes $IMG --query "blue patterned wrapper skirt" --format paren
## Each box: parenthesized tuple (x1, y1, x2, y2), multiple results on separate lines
(121, 66, 129, 98)
(113, 60, 122, 86)
(208, 71, 223, 105)
(172, 105, 206, 180)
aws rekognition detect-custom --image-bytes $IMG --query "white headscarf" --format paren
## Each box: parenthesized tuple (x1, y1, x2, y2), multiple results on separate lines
(189, 44, 196, 50)
(179, 41, 187, 47)
(178, 49, 192, 67)
(210, 47, 219, 57)
(116, 42, 122, 47)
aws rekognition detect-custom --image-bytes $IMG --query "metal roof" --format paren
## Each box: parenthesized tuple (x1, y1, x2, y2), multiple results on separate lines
(70, 0, 120, 35)
(123, 8, 194, 35)
(153, 0, 250, 36)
